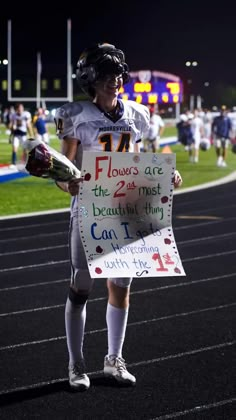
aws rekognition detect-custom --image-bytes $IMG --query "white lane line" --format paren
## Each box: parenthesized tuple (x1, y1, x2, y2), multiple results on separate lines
(0, 278, 68, 292)
(0, 271, 236, 309)
(177, 215, 221, 220)
(0, 208, 70, 221)
(175, 216, 236, 230)
(0, 340, 235, 396)
(131, 340, 235, 367)
(1, 215, 236, 244)
(183, 249, 236, 262)
(1, 231, 235, 257)
(151, 397, 236, 419)
(0, 270, 235, 293)
(174, 171, 236, 195)
(0, 301, 235, 349)
(0, 259, 69, 273)
(0, 231, 67, 243)
(0, 303, 64, 318)
(1, 248, 236, 273)
(178, 231, 236, 245)
(0, 244, 67, 256)
(0, 220, 68, 232)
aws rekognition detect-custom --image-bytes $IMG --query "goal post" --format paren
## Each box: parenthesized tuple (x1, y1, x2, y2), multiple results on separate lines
(7, 19, 73, 105)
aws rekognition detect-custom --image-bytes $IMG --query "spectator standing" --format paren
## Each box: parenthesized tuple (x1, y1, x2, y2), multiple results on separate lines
(212, 106, 232, 167)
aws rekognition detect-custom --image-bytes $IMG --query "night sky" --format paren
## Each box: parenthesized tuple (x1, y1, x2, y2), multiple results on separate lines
(1, 0, 236, 89)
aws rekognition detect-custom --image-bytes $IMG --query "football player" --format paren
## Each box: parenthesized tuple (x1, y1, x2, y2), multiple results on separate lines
(9, 103, 34, 166)
(54, 42, 182, 391)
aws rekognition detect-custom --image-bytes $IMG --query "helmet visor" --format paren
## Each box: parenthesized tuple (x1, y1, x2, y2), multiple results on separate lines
(97, 55, 127, 79)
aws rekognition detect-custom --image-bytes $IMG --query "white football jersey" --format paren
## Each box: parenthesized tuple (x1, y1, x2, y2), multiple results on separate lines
(55, 99, 150, 170)
(11, 111, 31, 134)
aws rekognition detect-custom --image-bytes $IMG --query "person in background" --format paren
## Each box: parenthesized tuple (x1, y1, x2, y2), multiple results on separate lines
(212, 105, 232, 167)
(176, 113, 195, 161)
(33, 107, 49, 144)
(189, 109, 204, 163)
(9, 103, 34, 166)
(142, 104, 165, 152)
(201, 108, 213, 142)
(54, 42, 183, 392)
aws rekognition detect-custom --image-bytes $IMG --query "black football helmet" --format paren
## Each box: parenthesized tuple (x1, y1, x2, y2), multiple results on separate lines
(76, 43, 130, 96)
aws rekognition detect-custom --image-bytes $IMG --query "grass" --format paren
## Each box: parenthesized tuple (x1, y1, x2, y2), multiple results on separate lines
(0, 123, 72, 215)
(0, 123, 236, 217)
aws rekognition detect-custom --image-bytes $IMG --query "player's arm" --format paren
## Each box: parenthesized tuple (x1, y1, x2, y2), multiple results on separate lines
(54, 105, 83, 195)
(56, 137, 82, 195)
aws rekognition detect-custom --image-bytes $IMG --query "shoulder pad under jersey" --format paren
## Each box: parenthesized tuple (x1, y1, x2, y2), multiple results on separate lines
(54, 101, 94, 139)
(122, 100, 150, 132)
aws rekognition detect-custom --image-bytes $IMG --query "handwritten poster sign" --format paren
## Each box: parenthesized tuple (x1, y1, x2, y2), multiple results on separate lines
(79, 152, 185, 278)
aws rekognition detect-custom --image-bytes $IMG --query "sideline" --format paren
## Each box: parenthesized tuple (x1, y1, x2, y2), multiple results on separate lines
(174, 170, 236, 195)
(1, 171, 236, 221)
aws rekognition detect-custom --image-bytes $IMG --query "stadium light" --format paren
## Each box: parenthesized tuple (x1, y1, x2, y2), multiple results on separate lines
(185, 61, 198, 67)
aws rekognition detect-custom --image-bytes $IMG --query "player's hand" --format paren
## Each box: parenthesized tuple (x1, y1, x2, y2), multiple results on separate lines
(173, 170, 182, 188)
(68, 178, 83, 196)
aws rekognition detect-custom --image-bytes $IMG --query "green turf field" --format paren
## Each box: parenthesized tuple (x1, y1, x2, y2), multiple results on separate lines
(0, 123, 235, 217)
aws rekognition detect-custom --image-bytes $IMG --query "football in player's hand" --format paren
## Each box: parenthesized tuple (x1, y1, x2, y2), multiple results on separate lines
(200, 138, 211, 151)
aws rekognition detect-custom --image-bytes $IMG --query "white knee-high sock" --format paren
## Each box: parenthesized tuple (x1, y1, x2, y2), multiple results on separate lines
(106, 302, 129, 358)
(65, 297, 87, 366)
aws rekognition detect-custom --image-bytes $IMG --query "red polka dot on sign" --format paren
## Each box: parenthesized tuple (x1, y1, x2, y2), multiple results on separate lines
(95, 267, 102, 274)
(161, 196, 168, 203)
(84, 173, 91, 181)
(164, 238, 171, 244)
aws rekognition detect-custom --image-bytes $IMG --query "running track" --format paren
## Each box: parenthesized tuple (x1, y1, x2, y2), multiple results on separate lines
(0, 180, 235, 419)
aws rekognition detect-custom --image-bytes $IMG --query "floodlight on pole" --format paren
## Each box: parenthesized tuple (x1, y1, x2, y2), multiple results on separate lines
(7, 20, 12, 100)
(67, 19, 73, 102)
(36, 51, 42, 108)
(7, 19, 73, 104)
